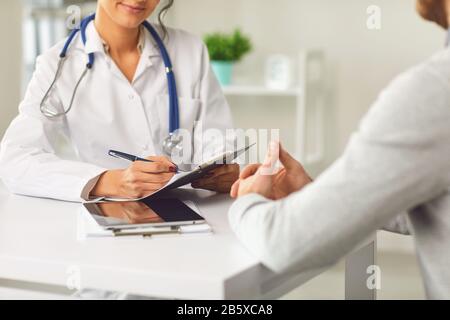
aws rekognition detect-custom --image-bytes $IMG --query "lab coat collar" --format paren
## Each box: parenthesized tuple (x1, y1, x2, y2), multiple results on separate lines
(74, 20, 162, 83)
(81, 21, 161, 61)
(141, 24, 163, 60)
(82, 21, 106, 55)
(131, 24, 165, 82)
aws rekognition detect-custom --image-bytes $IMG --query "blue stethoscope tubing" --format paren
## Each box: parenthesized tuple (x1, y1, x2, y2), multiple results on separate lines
(40, 13, 180, 135)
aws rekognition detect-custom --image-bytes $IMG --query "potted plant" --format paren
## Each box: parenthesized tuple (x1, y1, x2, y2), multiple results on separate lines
(204, 29, 252, 86)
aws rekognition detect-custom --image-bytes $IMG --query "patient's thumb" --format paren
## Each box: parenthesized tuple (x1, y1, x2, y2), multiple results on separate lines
(259, 141, 279, 176)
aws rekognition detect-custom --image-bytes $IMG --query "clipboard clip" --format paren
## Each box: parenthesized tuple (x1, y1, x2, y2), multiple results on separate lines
(112, 226, 181, 238)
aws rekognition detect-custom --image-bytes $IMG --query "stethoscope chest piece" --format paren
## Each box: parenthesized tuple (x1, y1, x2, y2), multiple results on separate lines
(162, 133, 183, 157)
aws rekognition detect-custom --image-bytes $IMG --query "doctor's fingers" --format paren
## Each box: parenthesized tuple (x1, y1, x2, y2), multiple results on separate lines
(132, 160, 177, 174)
(209, 164, 240, 176)
(192, 174, 236, 191)
(191, 180, 222, 192)
(146, 155, 176, 167)
(193, 171, 236, 185)
(131, 172, 175, 184)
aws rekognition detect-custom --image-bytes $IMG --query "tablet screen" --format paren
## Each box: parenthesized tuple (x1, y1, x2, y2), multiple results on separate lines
(83, 198, 204, 229)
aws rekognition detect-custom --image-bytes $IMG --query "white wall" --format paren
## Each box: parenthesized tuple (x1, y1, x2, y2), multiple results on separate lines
(167, 0, 444, 158)
(0, 1, 22, 137)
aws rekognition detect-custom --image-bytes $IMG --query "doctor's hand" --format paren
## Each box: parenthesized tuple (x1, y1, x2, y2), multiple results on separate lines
(91, 156, 176, 199)
(230, 142, 312, 200)
(191, 164, 240, 193)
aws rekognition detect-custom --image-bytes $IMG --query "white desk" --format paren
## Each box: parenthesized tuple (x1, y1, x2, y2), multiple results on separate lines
(0, 184, 375, 299)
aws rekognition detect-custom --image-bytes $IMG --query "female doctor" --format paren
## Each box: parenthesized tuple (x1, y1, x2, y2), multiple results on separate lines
(0, 0, 239, 202)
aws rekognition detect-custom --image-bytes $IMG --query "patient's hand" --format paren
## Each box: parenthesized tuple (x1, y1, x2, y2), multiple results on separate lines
(230, 142, 312, 200)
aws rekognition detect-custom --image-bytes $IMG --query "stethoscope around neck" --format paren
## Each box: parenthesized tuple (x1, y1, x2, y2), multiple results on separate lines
(39, 13, 182, 157)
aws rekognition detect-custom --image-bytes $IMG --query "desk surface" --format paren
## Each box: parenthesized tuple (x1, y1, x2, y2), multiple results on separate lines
(0, 185, 321, 299)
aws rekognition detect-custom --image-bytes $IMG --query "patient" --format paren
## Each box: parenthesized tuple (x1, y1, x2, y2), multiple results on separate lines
(229, 0, 450, 299)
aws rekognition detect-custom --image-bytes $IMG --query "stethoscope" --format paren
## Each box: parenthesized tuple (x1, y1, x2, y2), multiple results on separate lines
(40, 13, 183, 157)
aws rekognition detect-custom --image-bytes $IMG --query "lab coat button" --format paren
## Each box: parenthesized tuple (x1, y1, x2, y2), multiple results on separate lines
(129, 94, 135, 100)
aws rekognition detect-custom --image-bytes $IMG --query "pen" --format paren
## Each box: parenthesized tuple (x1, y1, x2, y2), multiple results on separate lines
(108, 150, 153, 163)
(108, 150, 180, 172)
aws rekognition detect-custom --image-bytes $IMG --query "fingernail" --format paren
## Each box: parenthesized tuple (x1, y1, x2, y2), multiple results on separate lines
(169, 166, 177, 172)
(270, 141, 279, 154)
(270, 140, 277, 148)
(263, 152, 272, 166)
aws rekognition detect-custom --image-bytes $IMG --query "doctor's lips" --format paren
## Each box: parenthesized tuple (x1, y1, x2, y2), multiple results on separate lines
(117, 2, 146, 14)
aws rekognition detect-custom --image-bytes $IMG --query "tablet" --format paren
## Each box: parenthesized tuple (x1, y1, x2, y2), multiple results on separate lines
(83, 198, 205, 230)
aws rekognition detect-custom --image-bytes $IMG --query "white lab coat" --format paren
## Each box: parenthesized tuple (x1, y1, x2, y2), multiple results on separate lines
(0, 23, 234, 202)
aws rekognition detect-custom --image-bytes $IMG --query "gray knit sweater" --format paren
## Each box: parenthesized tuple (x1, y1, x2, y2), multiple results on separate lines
(229, 48, 450, 299)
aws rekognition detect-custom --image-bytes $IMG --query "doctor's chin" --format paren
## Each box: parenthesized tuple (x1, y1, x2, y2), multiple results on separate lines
(0, 0, 449, 313)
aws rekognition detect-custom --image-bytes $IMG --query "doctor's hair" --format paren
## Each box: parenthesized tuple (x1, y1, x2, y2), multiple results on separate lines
(158, 0, 174, 40)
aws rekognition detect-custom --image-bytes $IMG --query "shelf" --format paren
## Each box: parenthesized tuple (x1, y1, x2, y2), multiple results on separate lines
(222, 85, 302, 97)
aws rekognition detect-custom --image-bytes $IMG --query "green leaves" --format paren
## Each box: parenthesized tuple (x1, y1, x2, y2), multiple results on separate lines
(204, 29, 252, 62)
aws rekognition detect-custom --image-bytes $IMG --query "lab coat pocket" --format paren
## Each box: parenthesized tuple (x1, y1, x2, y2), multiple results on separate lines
(154, 94, 202, 138)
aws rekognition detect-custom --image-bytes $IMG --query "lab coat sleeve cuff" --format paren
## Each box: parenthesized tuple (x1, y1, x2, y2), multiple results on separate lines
(228, 193, 271, 231)
(80, 169, 107, 201)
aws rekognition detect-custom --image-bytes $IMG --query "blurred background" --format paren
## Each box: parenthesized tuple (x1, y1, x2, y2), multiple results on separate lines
(0, 0, 446, 299)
